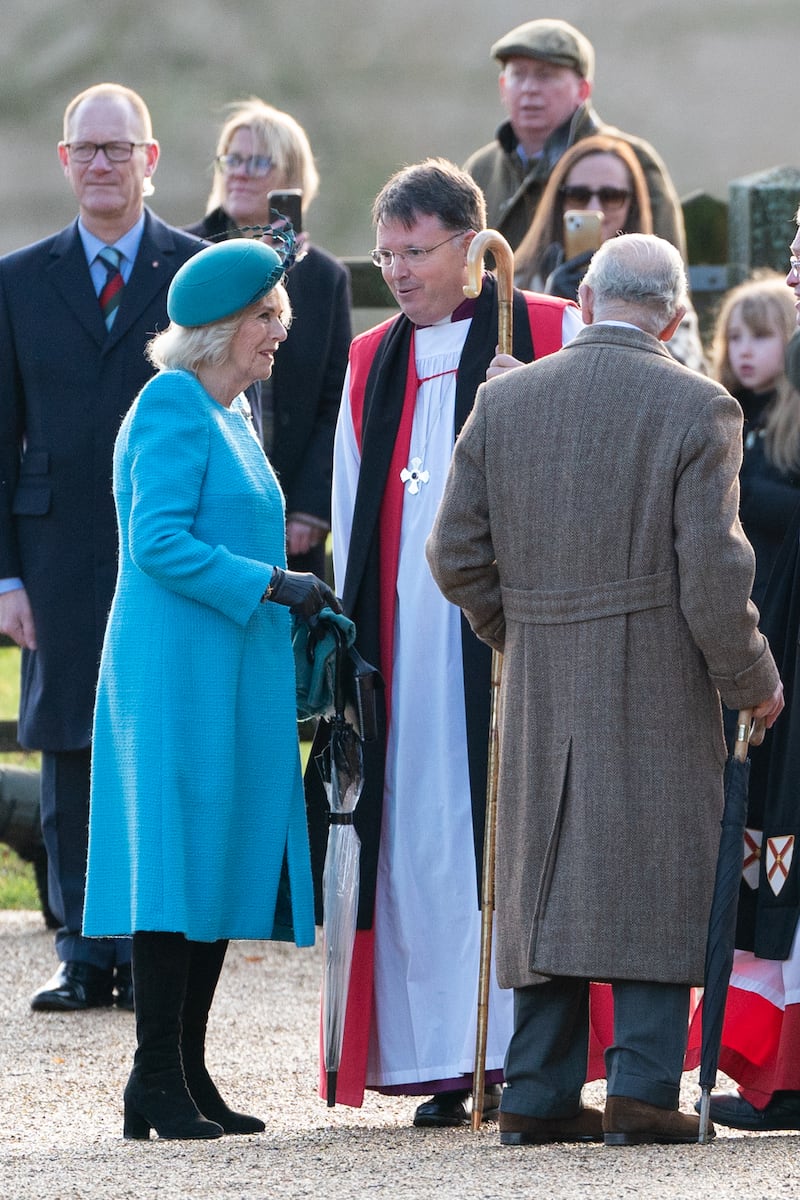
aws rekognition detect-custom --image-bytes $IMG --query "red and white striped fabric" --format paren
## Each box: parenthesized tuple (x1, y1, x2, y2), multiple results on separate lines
(686, 926, 800, 1106)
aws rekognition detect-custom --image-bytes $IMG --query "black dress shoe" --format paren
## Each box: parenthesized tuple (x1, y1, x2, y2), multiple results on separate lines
(114, 963, 135, 1012)
(695, 1091, 800, 1131)
(30, 962, 115, 1012)
(413, 1084, 502, 1128)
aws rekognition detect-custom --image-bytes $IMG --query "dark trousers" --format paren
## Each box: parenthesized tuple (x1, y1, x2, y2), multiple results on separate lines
(501, 976, 690, 1117)
(40, 747, 130, 968)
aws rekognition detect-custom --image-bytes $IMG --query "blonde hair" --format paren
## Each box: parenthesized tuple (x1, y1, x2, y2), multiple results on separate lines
(514, 135, 652, 287)
(205, 98, 319, 216)
(146, 284, 291, 373)
(712, 272, 800, 474)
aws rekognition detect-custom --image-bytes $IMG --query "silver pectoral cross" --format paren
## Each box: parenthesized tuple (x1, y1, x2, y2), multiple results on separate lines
(400, 456, 430, 495)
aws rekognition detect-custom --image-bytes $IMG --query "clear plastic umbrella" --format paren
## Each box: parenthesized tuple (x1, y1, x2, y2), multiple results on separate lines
(315, 630, 365, 1107)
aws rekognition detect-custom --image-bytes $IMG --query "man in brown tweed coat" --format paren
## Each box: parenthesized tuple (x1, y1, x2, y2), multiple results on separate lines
(426, 234, 784, 1146)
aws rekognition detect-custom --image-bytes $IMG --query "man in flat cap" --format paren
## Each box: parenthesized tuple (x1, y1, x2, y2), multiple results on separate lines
(464, 18, 686, 254)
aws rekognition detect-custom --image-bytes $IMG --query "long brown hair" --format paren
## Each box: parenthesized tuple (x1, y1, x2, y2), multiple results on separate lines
(514, 135, 652, 287)
(712, 272, 800, 474)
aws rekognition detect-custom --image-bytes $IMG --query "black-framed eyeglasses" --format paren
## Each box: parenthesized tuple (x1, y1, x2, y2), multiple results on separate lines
(559, 185, 632, 210)
(64, 141, 150, 163)
(214, 153, 274, 178)
(370, 230, 469, 269)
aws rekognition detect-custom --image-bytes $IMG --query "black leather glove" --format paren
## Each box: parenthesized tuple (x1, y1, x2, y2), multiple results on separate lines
(264, 566, 343, 621)
(544, 249, 594, 301)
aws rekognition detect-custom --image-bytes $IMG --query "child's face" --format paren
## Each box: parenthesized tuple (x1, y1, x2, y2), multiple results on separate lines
(727, 304, 785, 394)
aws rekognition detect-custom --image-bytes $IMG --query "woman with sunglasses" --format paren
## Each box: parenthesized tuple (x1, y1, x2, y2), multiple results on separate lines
(514, 135, 705, 371)
(515, 135, 649, 294)
(187, 99, 352, 579)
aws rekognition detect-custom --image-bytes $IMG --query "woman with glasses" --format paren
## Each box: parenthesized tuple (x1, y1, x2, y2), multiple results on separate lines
(514, 135, 705, 371)
(187, 99, 352, 579)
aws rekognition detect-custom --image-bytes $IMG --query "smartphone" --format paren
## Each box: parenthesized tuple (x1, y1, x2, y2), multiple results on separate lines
(563, 210, 603, 260)
(267, 188, 303, 236)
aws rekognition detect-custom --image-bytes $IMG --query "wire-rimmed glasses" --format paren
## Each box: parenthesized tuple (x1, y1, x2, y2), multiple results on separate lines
(370, 230, 469, 269)
(214, 153, 274, 178)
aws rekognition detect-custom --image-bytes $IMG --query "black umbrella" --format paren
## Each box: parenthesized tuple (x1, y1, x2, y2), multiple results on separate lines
(697, 708, 763, 1143)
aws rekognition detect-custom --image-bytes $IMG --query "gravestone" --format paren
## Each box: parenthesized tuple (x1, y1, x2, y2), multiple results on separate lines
(728, 165, 800, 283)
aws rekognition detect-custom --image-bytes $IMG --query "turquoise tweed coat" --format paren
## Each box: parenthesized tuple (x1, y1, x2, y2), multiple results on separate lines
(83, 369, 314, 945)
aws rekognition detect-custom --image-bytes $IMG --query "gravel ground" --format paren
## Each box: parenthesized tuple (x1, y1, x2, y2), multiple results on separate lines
(2, 910, 800, 1200)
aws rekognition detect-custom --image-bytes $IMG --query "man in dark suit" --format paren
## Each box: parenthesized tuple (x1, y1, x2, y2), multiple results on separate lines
(0, 82, 202, 1011)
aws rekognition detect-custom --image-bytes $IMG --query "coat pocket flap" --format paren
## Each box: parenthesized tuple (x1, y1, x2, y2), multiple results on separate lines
(12, 486, 52, 515)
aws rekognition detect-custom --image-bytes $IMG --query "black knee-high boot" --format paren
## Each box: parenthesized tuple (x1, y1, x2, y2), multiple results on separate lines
(181, 939, 265, 1135)
(123, 932, 223, 1140)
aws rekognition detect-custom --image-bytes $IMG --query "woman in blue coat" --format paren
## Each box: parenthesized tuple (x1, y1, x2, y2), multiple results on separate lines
(83, 239, 340, 1141)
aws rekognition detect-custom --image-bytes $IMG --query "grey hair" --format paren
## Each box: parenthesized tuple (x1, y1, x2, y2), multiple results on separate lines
(581, 233, 688, 334)
(146, 283, 291, 373)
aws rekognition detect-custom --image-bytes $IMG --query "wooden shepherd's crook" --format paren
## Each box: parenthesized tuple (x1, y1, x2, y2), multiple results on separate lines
(463, 229, 514, 1132)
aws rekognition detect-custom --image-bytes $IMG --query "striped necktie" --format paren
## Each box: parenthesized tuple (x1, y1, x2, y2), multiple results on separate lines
(97, 247, 124, 330)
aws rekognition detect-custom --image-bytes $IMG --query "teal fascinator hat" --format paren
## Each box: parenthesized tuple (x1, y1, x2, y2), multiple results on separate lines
(167, 239, 285, 327)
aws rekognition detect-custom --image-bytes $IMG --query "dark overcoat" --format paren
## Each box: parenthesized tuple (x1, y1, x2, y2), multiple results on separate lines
(427, 324, 780, 989)
(0, 210, 202, 751)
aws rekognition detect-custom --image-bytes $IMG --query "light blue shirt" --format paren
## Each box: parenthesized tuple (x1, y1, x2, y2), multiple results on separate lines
(79, 212, 145, 295)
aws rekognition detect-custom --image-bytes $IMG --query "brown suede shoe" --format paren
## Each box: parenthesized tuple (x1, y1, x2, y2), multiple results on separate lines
(499, 1105, 604, 1145)
(603, 1096, 713, 1145)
